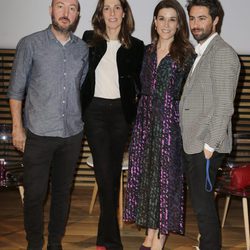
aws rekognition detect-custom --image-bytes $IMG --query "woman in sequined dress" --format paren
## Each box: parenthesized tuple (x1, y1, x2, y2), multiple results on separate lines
(124, 0, 194, 249)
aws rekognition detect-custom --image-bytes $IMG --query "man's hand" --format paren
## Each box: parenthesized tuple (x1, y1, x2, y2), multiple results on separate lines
(9, 99, 26, 152)
(204, 148, 213, 159)
(12, 126, 26, 152)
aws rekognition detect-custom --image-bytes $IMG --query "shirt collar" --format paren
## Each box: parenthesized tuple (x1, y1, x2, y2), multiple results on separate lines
(195, 32, 218, 56)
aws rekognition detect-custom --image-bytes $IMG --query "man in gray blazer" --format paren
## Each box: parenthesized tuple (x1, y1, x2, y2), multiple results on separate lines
(179, 0, 240, 249)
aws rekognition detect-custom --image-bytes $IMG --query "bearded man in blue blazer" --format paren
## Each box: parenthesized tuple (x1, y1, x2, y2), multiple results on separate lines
(179, 0, 241, 249)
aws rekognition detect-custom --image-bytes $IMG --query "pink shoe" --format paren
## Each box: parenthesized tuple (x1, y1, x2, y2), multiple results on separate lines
(96, 246, 106, 250)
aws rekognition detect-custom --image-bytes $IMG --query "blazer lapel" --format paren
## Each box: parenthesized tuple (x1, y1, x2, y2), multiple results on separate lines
(92, 40, 107, 70)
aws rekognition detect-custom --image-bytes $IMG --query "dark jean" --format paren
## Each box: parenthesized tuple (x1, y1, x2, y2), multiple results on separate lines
(183, 151, 225, 250)
(84, 97, 129, 250)
(23, 130, 83, 249)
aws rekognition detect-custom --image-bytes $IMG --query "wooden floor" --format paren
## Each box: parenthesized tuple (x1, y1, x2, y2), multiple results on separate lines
(0, 186, 248, 250)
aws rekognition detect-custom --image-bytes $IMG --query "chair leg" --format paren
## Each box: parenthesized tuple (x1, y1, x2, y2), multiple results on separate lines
(18, 185, 24, 203)
(89, 181, 98, 214)
(242, 197, 250, 250)
(118, 172, 123, 229)
(197, 233, 200, 242)
(221, 195, 231, 228)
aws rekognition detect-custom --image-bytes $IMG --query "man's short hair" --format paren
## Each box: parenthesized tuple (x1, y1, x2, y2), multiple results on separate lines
(186, 0, 222, 21)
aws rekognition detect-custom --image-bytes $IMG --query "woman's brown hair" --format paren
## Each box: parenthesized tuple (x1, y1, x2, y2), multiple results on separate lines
(91, 0, 135, 48)
(151, 0, 194, 66)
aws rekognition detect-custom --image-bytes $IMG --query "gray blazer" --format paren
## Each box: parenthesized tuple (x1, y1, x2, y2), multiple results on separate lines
(179, 35, 241, 154)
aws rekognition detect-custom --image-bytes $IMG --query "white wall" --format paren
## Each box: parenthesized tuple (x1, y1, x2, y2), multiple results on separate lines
(0, 0, 249, 54)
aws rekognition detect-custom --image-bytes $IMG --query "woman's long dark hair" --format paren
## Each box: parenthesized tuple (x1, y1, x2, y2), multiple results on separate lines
(91, 0, 135, 48)
(151, 0, 194, 66)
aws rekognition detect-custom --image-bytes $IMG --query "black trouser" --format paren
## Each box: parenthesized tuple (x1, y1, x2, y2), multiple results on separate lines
(183, 151, 224, 250)
(23, 130, 83, 249)
(84, 97, 129, 250)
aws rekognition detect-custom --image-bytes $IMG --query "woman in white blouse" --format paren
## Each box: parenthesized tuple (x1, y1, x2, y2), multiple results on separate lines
(81, 0, 144, 249)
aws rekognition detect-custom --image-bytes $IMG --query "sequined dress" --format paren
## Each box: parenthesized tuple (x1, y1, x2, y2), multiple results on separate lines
(124, 45, 193, 235)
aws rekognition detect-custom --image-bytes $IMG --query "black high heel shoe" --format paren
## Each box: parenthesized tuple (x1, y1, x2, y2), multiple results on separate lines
(139, 245, 151, 250)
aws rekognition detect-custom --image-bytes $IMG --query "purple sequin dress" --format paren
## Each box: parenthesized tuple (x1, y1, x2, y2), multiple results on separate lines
(124, 45, 193, 235)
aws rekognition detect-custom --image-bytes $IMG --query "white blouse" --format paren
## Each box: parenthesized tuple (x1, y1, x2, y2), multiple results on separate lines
(94, 40, 121, 99)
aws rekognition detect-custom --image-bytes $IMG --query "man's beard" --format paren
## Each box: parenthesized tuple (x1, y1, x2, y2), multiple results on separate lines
(52, 16, 76, 34)
(191, 26, 213, 43)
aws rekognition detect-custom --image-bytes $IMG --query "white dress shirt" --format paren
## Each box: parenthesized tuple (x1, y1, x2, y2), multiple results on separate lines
(192, 33, 218, 152)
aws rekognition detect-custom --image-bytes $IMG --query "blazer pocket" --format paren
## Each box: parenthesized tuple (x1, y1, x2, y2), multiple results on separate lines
(196, 115, 211, 141)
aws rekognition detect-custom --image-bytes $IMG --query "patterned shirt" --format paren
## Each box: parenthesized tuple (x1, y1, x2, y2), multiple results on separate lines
(8, 26, 89, 137)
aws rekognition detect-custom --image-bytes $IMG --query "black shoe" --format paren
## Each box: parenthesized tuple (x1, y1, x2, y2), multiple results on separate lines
(47, 245, 62, 250)
(139, 245, 151, 250)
